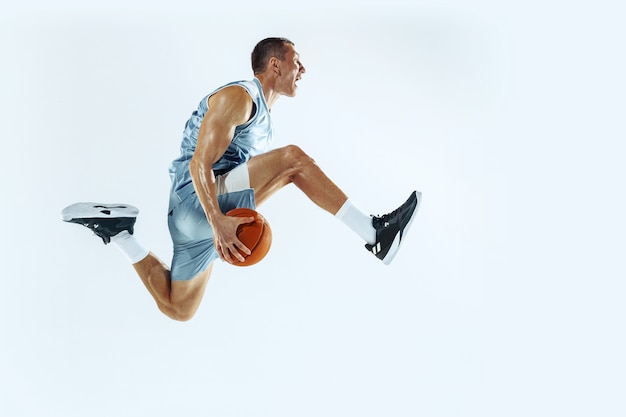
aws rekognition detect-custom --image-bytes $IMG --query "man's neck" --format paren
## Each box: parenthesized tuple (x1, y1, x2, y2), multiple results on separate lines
(255, 74, 280, 109)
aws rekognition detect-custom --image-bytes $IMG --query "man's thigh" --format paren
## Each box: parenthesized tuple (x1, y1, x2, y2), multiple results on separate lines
(247, 146, 300, 206)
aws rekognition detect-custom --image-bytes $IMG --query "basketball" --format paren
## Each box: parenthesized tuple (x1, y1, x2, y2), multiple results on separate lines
(225, 207, 272, 266)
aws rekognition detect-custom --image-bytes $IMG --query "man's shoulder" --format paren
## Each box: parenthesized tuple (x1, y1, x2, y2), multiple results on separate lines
(211, 82, 254, 105)
(216, 79, 260, 99)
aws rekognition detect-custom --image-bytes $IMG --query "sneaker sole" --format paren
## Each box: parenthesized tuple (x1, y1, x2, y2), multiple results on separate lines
(382, 191, 422, 265)
(61, 202, 139, 222)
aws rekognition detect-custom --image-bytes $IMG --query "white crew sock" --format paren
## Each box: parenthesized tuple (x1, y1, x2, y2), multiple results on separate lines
(335, 199, 377, 245)
(110, 230, 150, 264)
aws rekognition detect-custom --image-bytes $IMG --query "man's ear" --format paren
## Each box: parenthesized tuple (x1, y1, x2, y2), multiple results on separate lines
(268, 57, 280, 74)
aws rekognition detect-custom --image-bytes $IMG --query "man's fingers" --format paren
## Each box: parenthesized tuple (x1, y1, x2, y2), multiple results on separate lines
(216, 242, 231, 263)
(228, 248, 246, 263)
(232, 217, 255, 256)
(220, 241, 250, 263)
(234, 239, 251, 256)
(237, 216, 256, 226)
(215, 215, 257, 263)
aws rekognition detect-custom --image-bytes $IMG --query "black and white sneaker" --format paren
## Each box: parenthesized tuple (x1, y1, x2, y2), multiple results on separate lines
(61, 202, 139, 244)
(365, 191, 421, 265)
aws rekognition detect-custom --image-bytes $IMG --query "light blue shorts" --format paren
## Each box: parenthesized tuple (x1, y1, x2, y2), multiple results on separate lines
(167, 165, 255, 281)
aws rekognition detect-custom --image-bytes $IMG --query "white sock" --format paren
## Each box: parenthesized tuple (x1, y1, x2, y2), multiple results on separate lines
(335, 199, 376, 245)
(110, 230, 150, 264)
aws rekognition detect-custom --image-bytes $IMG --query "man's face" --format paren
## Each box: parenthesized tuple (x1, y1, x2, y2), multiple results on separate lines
(276, 44, 306, 97)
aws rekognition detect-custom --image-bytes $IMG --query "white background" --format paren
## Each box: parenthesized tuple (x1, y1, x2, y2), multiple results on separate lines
(1, 1, 625, 416)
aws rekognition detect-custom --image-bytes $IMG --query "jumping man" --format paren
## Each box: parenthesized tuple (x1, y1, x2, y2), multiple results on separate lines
(61, 38, 421, 321)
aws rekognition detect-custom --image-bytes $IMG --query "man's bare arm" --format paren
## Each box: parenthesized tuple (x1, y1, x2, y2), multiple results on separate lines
(189, 86, 255, 263)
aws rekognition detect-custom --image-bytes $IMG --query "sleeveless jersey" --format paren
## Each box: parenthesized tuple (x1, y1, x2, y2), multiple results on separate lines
(169, 78, 273, 201)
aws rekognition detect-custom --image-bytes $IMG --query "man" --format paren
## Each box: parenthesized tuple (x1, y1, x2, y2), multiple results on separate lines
(61, 38, 421, 321)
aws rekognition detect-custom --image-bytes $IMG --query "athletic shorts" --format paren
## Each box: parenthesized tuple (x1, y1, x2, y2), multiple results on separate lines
(167, 163, 255, 281)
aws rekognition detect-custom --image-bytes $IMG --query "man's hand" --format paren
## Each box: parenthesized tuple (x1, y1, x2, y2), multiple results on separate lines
(211, 214, 256, 264)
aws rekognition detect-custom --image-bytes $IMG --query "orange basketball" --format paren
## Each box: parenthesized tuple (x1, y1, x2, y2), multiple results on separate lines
(225, 207, 272, 266)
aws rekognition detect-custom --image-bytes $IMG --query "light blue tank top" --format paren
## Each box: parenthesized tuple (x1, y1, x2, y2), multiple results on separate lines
(169, 78, 273, 201)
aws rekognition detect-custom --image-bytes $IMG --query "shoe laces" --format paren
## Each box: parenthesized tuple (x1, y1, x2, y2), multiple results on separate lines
(371, 193, 415, 230)
(371, 213, 392, 229)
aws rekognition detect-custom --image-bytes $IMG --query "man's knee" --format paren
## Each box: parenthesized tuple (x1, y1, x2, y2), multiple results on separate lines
(282, 145, 315, 171)
(158, 302, 197, 322)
